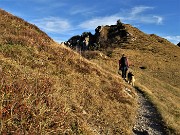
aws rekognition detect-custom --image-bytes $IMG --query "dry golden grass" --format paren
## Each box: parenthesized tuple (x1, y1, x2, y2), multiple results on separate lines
(0, 9, 138, 134)
(0, 43, 138, 134)
(0, 9, 53, 47)
(85, 24, 180, 134)
(2, 7, 179, 135)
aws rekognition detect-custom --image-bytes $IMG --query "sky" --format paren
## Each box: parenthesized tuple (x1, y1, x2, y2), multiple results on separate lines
(0, 0, 180, 44)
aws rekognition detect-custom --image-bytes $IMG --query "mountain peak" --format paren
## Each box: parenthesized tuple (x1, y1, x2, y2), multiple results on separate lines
(65, 20, 176, 51)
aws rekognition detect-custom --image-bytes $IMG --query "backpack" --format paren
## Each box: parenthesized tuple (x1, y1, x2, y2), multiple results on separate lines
(120, 57, 128, 67)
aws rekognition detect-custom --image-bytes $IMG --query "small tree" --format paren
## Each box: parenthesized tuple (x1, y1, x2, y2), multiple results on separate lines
(117, 19, 121, 25)
(117, 19, 122, 27)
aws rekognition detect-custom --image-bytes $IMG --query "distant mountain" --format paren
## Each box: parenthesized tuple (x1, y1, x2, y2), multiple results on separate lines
(0, 9, 137, 135)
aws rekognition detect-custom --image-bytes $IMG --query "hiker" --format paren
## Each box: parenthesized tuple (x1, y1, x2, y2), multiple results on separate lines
(119, 54, 129, 80)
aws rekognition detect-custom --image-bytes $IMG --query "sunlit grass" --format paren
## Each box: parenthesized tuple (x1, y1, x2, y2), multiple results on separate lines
(1, 8, 179, 135)
(86, 37, 180, 134)
(0, 41, 138, 134)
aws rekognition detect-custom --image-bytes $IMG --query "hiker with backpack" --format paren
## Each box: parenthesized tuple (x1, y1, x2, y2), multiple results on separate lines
(119, 54, 129, 80)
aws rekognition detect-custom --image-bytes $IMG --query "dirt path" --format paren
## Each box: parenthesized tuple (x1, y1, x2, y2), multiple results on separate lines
(132, 87, 168, 135)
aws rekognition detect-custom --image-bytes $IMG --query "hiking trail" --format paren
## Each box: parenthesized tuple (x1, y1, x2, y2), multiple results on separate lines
(132, 87, 168, 135)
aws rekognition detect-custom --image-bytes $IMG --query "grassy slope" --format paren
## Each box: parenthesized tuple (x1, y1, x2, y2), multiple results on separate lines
(85, 24, 180, 134)
(0, 9, 53, 46)
(0, 9, 137, 134)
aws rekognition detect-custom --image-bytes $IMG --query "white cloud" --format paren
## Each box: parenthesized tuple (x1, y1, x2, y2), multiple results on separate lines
(31, 17, 72, 34)
(131, 6, 154, 16)
(70, 6, 97, 16)
(31, 17, 85, 42)
(79, 6, 163, 31)
(76, 6, 120, 29)
(153, 16, 163, 24)
(79, 15, 122, 30)
(127, 6, 163, 25)
(29, 5, 165, 42)
(133, 15, 163, 24)
(163, 36, 180, 44)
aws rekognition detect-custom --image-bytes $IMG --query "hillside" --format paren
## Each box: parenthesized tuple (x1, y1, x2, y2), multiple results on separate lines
(0, 9, 53, 47)
(79, 22, 180, 134)
(0, 9, 138, 134)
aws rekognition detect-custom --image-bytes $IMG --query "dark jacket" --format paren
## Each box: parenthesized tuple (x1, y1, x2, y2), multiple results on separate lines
(119, 56, 129, 70)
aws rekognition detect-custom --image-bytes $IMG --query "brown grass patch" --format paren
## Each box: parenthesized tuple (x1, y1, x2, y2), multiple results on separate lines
(0, 42, 138, 134)
(87, 41, 180, 134)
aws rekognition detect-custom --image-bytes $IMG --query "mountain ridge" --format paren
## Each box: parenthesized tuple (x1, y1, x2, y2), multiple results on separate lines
(66, 20, 177, 51)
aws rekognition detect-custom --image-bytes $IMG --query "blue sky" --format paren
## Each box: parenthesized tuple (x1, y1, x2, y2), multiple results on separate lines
(0, 0, 180, 44)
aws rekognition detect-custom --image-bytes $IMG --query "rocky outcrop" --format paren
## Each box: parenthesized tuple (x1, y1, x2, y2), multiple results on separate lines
(94, 21, 131, 48)
(177, 42, 180, 47)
